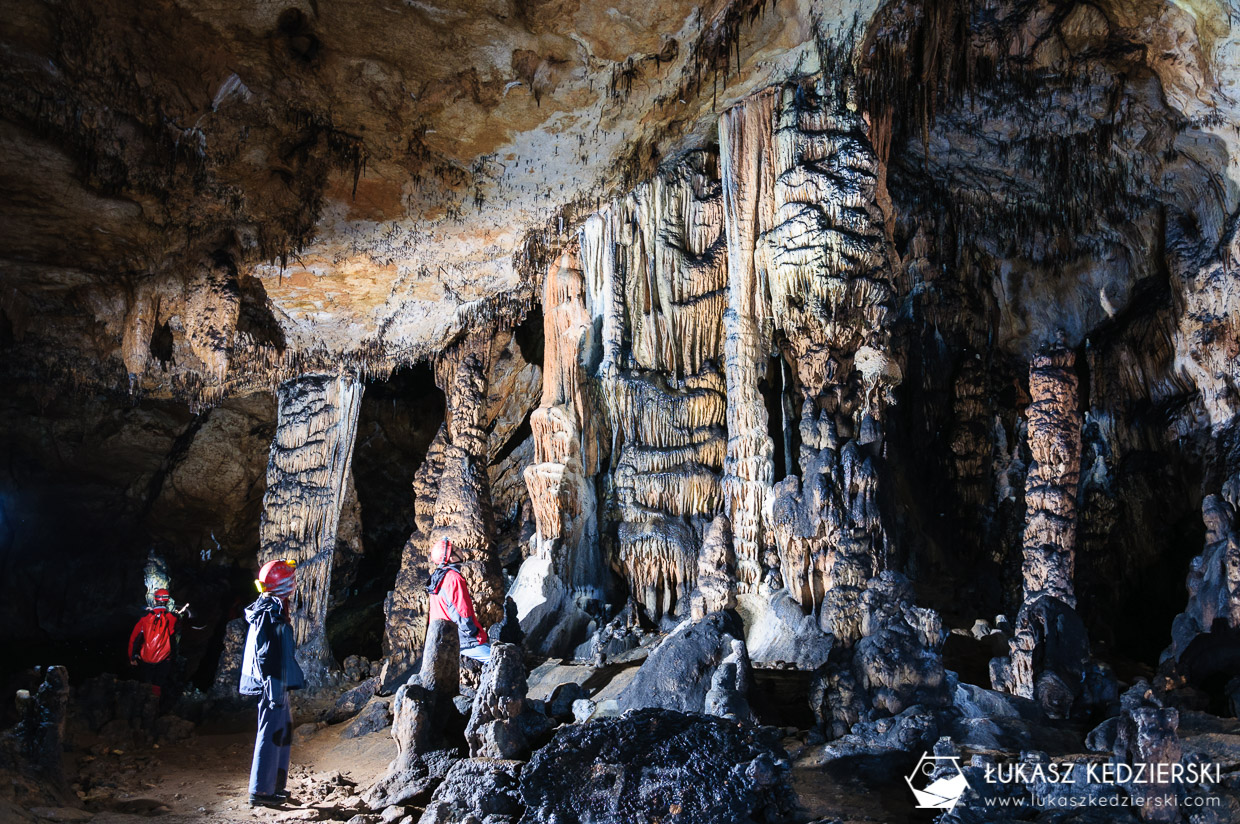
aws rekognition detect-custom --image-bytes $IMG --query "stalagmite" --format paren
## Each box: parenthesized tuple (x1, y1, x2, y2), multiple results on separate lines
(259, 372, 364, 684)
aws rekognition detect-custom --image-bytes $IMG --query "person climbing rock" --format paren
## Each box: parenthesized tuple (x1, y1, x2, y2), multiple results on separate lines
(240, 558, 305, 809)
(427, 537, 492, 663)
(127, 588, 187, 711)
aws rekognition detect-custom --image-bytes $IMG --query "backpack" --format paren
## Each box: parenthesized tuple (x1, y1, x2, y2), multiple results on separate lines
(138, 610, 176, 664)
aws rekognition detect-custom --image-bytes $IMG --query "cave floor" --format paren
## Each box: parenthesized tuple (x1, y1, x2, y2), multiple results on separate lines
(69, 713, 394, 824)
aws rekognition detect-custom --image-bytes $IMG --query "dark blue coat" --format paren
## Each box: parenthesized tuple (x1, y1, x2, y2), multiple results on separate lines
(239, 594, 305, 701)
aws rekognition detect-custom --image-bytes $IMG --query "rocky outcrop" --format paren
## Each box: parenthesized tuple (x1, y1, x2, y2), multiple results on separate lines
(618, 611, 752, 716)
(418, 759, 524, 824)
(520, 709, 793, 824)
(810, 572, 949, 739)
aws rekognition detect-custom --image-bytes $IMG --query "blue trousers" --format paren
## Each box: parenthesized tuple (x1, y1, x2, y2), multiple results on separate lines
(248, 700, 292, 796)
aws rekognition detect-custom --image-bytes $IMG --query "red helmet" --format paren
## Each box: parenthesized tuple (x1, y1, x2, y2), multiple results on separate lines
(153, 588, 170, 605)
(430, 537, 454, 565)
(256, 559, 297, 597)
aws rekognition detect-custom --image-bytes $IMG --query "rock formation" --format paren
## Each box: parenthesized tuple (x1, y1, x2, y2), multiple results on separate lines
(521, 709, 793, 824)
(385, 337, 505, 674)
(512, 248, 605, 655)
(464, 643, 551, 760)
(259, 372, 364, 683)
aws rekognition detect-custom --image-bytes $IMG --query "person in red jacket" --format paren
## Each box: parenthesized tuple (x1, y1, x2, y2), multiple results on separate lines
(127, 588, 187, 710)
(426, 538, 491, 662)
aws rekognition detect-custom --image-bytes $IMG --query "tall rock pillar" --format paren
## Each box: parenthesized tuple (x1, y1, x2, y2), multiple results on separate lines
(719, 88, 779, 592)
(513, 246, 604, 653)
(260, 372, 364, 685)
(1020, 345, 1082, 608)
(995, 344, 1093, 717)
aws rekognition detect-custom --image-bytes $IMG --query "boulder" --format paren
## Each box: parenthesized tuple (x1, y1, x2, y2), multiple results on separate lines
(618, 611, 750, 715)
(417, 758, 523, 824)
(740, 590, 834, 671)
(520, 709, 793, 824)
(362, 749, 459, 811)
(330, 676, 381, 724)
(343, 696, 393, 739)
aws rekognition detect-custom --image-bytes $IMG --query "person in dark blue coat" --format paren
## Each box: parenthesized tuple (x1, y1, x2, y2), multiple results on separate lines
(239, 558, 305, 808)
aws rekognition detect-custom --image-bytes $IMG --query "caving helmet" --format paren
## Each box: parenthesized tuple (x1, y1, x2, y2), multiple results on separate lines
(255, 559, 297, 598)
(430, 537, 454, 566)
(153, 588, 170, 606)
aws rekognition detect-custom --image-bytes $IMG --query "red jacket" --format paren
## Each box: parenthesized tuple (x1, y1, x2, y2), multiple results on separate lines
(427, 565, 487, 648)
(128, 608, 179, 664)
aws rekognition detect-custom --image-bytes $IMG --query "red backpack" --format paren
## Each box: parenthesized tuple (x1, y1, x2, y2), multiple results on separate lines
(136, 610, 177, 663)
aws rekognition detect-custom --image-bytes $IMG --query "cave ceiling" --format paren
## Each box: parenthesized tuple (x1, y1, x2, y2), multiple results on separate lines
(0, 0, 1237, 404)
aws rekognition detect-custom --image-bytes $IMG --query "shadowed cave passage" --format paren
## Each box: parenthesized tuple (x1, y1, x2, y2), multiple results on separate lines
(327, 363, 445, 663)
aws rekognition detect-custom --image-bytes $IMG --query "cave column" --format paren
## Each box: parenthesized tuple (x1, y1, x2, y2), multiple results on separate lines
(1020, 345, 1082, 608)
(1003, 344, 1086, 705)
(384, 339, 503, 673)
(719, 88, 779, 592)
(259, 371, 364, 686)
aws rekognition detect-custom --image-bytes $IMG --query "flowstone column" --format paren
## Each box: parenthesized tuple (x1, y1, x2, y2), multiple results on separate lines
(1020, 345, 1082, 608)
(260, 372, 363, 685)
(384, 344, 503, 675)
(719, 88, 779, 592)
(753, 78, 899, 645)
(591, 152, 730, 621)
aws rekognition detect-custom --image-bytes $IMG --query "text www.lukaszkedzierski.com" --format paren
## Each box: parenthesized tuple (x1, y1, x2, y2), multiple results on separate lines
(983, 794, 1221, 809)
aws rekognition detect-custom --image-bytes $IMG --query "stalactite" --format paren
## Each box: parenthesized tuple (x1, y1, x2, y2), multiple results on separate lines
(259, 372, 363, 684)
(182, 258, 241, 385)
(121, 284, 158, 382)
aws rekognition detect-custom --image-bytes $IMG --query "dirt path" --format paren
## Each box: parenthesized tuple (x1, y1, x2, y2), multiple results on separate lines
(70, 709, 395, 824)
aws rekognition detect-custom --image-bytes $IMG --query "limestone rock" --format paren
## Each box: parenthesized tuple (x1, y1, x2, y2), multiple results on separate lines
(464, 643, 551, 760)
(618, 611, 751, 715)
(811, 572, 949, 739)
(520, 709, 793, 824)
(417, 759, 523, 824)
